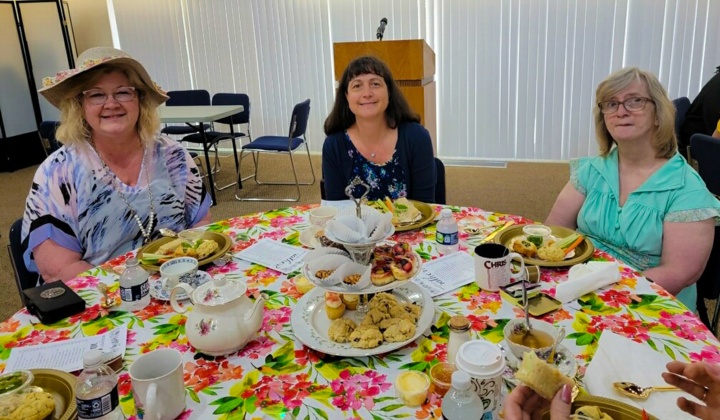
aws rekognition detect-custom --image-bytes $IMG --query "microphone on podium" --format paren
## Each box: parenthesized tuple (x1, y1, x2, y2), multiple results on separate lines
(376, 18, 388, 40)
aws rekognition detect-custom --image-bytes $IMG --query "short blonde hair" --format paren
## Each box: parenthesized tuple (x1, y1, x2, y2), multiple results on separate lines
(593, 67, 677, 159)
(55, 63, 160, 147)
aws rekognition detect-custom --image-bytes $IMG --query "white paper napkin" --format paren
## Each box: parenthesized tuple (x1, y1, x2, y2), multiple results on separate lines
(554, 261, 620, 303)
(585, 331, 698, 419)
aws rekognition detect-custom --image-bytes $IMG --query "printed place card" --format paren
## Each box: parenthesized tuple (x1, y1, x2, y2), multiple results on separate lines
(413, 252, 475, 297)
(5, 325, 127, 372)
(235, 238, 307, 274)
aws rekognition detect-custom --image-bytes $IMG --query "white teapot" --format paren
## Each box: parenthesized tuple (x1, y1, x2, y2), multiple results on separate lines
(170, 275, 266, 356)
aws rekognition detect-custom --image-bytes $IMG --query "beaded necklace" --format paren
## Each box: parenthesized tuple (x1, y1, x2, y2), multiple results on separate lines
(90, 140, 156, 245)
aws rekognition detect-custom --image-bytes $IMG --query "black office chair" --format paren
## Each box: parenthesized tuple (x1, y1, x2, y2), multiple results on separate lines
(7, 218, 40, 306)
(38, 121, 61, 156)
(690, 133, 720, 334)
(182, 93, 251, 192)
(160, 90, 212, 136)
(235, 99, 315, 202)
(434, 157, 446, 204)
(672, 97, 691, 158)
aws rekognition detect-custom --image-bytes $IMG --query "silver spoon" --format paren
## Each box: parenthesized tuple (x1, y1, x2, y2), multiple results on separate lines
(521, 280, 533, 338)
(546, 326, 566, 363)
(612, 381, 678, 400)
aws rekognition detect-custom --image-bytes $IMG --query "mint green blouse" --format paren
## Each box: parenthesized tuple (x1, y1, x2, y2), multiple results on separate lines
(571, 148, 720, 311)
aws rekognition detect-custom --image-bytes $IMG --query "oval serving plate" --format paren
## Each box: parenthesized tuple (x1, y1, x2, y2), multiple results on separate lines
(494, 224, 594, 268)
(137, 231, 232, 271)
(30, 368, 78, 420)
(291, 282, 434, 357)
(542, 394, 658, 420)
(394, 200, 435, 232)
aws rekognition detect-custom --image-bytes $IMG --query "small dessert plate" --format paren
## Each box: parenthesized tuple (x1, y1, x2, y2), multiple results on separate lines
(299, 227, 321, 249)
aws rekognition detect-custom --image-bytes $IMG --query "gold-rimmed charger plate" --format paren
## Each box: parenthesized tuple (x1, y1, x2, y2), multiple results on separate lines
(542, 394, 658, 419)
(137, 231, 232, 271)
(30, 369, 78, 420)
(494, 224, 594, 268)
(394, 200, 435, 232)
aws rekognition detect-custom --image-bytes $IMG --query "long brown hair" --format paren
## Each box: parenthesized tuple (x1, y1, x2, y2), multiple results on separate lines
(323, 55, 419, 135)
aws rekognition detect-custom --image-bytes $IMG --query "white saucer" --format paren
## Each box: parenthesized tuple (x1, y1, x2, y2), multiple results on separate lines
(498, 339, 578, 378)
(299, 228, 321, 249)
(149, 271, 212, 301)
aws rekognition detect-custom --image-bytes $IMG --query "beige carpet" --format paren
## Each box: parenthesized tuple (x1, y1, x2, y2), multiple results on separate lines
(1, 153, 716, 334)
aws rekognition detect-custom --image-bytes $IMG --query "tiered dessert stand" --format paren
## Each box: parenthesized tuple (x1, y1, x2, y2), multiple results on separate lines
(290, 177, 435, 357)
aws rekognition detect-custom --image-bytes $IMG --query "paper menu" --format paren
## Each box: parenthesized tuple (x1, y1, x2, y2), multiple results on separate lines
(4, 325, 127, 373)
(234, 238, 307, 274)
(413, 252, 476, 297)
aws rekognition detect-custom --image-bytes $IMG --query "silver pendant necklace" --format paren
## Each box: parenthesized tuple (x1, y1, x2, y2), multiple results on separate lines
(91, 140, 156, 245)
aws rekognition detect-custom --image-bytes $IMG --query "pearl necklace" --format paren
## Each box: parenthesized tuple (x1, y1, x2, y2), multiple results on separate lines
(91, 140, 156, 245)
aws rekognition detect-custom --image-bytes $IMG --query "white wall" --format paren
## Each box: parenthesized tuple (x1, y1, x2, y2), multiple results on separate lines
(65, 0, 112, 53)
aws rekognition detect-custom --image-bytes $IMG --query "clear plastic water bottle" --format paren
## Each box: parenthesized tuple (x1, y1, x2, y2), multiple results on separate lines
(441, 370, 484, 420)
(119, 257, 150, 311)
(76, 350, 123, 420)
(436, 209, 459, 254)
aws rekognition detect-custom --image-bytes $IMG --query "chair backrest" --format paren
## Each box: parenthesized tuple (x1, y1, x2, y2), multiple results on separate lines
(696, 226, 720, 332)
(7, 218, 38, 306)
(289, 99, 311, 139)
(212, 93, 250, 125)
(673, 97, 691, 138)
(39, 121, 61, 155)
(434, 157, 446, 204)
(165, 90, 211, 106)
(690, 133, 720, 196)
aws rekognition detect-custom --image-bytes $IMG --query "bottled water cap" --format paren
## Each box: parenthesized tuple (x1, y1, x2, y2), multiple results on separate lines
(83, 349, 104, 368)
(451, 370, 471, 390)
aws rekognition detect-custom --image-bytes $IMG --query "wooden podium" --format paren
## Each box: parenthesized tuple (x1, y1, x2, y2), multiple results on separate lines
(332, 40, 437, 153)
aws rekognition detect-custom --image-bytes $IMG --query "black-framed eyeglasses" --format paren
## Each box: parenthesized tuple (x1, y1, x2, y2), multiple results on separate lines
(598, 97, 654, 114)
(82, 87, 137, 105)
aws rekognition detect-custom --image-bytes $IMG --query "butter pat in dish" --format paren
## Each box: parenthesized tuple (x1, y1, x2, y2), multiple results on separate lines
(395, 371, 430, 406)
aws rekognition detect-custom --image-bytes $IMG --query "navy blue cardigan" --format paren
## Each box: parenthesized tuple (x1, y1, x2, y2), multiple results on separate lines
(321, 122, 436, 202)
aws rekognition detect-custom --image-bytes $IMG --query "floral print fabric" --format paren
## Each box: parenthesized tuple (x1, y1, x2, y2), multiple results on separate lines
(1, 205, 719, 420)
(345, 132, 407, 200)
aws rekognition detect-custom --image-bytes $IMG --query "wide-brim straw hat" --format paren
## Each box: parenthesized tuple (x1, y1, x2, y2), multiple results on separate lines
(38, 46, 169, 109)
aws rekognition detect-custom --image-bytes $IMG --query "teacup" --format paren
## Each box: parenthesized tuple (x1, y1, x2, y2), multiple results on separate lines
(503, 318, 564, 360)
(160, 257, 198, 291)
(309, 206, 338, 229)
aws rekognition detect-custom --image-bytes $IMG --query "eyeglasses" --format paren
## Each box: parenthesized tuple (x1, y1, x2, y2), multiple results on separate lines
(82, 87, 137, 105)
(598, 97, 654, 114)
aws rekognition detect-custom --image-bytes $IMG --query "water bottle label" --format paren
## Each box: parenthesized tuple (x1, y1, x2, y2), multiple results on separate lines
(77, 384, 119, 418)
(121, 280, 149, 302)
(436, 231, 458, 246)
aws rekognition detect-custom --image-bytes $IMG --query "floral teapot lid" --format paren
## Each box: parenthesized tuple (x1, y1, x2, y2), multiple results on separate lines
(192, 275, 246, 306)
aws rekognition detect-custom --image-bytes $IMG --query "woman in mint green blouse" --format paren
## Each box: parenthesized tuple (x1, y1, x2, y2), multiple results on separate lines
(547, 67, 720, 311)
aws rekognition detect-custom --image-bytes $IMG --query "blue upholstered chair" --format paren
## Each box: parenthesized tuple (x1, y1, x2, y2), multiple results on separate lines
(235, 99, 315, 202)
(7, 218, 40, 306)
(160, 90, 211, 136)
(672, 97, 691, 158)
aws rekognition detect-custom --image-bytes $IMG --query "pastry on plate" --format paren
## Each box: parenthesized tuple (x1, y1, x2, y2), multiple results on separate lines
(360, 308, 391, 327)
(390, 255, 418, 280)
(371, 264, 395, 286)
(392, 242, 412, 257)
(373, 244, 393, 261)
(328, 318, 357, 343)
(341, 294, 359, 310)
(325, 292, 346, 320)
(383, 318, 416, 342)
(390, 303, 421, 323)
(514, 351, 574, 400)
(368, 293, 399, 313)
(349, 325, 384, 349)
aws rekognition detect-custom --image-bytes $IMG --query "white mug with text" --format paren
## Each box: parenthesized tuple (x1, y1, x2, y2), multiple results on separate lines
(474, 243, 525, 292)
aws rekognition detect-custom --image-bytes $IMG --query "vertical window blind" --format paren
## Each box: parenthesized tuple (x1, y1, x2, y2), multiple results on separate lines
(110, 0, 720, 161)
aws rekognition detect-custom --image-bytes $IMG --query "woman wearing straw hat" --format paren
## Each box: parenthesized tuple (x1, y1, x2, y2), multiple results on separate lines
(21, 47, 211, 283)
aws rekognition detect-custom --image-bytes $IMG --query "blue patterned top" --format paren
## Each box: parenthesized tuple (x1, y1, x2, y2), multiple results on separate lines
(22, 135, 211, 272)
(345, 132, 407, 201)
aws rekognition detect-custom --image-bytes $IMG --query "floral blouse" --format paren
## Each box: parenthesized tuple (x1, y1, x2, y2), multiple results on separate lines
(345, 132, 407, 201)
